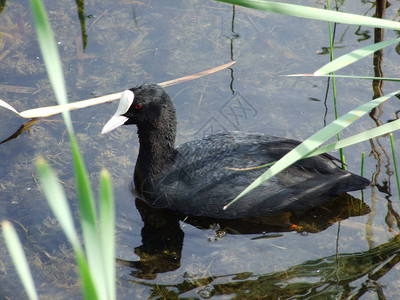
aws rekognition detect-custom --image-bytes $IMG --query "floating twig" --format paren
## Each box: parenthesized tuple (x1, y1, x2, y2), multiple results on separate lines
(0, 61, 236, 119)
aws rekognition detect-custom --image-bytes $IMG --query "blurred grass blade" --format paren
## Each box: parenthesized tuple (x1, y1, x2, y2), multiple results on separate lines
(75, 251, 99, 300)
(315, 38, 400, 75)
(35, 158, 98, 296)
(215, 0, 400, 30)
(31, 0, 108, 296)
(99, 169, 115, 300)
(35, 157, 82, 250)
(2, 221, 38, 300)
(70, 137, 107, 299)
(224, 89, 400, 210)
(70, 137, 97, 241)
(30, 0, 113, 299)
(308, 119, 400, 157)
(29, 0, 72, 132)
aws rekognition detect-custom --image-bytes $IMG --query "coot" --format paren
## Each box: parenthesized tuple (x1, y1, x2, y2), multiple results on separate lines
(101, 84, 369, 219)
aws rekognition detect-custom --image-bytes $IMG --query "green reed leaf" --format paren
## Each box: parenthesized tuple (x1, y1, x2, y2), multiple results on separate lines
(215, 0, 400, 30)
(286, 74, 400, 81)
(224, 89, 400, 210)
(315, 38, 400, 75)
(307, 119, 400, 157)
(29, 0, 72, 132)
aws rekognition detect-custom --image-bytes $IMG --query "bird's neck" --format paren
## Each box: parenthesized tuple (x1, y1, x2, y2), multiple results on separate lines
(134, 123, 177, 188)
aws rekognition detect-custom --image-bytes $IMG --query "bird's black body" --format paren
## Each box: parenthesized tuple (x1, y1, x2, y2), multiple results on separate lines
(102, 83, 370, 219)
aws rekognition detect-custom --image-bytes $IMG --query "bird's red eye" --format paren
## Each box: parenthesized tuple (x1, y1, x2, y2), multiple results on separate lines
(135, 104, 143, 110)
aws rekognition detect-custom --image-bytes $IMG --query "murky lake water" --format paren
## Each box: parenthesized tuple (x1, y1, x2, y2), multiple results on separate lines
(1, 0, 400, 298)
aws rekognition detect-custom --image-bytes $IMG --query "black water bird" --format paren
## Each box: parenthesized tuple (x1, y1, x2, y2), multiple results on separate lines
(101, 84, 369, 219)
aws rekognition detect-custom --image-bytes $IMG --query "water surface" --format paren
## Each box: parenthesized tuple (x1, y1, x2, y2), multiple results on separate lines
(1, 0, 400, 299)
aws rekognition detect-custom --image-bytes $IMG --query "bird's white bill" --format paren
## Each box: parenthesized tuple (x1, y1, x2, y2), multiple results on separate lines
(101, 115, 129, 134)
(101, 90, 134, 134)
(115, 90, 134, 115)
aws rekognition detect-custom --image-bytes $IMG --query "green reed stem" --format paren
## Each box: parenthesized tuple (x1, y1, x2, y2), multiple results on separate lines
(360, 152, 365, 207)
(327, 0, 346, 169)
(360, 152, 365, 177)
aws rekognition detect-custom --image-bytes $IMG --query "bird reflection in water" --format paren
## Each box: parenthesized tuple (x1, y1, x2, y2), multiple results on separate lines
(117, 193, 370, 280)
